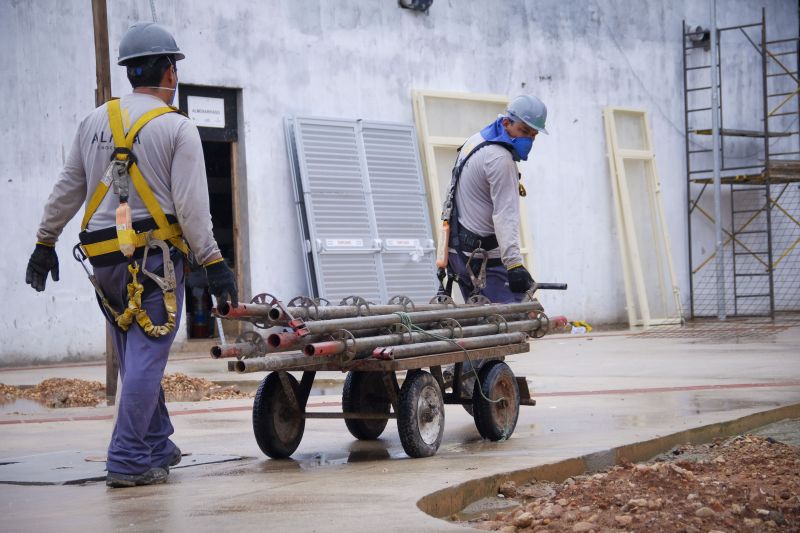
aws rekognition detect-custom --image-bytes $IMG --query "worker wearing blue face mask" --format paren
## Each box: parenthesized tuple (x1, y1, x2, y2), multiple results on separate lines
(438, 95, 548, 303)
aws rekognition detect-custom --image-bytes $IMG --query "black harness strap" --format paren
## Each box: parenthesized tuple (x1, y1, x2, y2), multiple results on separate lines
(437, 141, 515, 296)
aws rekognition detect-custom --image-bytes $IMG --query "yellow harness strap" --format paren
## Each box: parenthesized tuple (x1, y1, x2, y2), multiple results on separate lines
(80, 222, 184, 257)
(114, 263, 177, 337)
(80, 99, 188, 255)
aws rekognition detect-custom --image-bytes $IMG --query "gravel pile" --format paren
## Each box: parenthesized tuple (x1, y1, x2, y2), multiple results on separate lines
(161, 372, 252, 401)
(0, 378, 104, 407)
(460, 433, 800, 532)
(0, 374, 252, 408)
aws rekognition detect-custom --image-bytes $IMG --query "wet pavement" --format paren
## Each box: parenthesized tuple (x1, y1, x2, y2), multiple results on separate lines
(0, 321, 799, 532)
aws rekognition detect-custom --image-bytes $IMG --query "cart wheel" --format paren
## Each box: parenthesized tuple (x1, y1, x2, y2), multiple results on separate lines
(342, 371, 390, 440)
(473, 361, 520, 441)
(397, 370, 445, 458)
(253, 371, 305, 458)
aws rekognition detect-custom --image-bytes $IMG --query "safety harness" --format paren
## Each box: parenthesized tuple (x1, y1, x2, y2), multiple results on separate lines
(437, 140, 524, 297)
(74, 99, 188, 337)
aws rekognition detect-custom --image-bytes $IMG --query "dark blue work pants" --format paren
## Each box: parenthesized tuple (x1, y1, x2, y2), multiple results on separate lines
(447, 251, 523, 304)
(94, 252, 184, 475)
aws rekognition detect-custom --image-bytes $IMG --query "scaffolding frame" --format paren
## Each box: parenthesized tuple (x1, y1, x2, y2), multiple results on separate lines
(682, 8, 800, 318)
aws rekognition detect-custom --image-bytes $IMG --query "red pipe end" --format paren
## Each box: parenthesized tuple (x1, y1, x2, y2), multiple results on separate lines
(304, 341, 343, 357)
(268, 332, 301, 349)
(372, 347, 392, 360)
(210, 346, 222, 358)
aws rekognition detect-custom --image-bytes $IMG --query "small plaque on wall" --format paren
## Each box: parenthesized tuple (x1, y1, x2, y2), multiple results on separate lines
(187, 96, 226, 128)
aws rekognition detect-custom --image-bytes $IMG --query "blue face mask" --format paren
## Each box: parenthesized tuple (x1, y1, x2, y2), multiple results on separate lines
(479, 117, 534, 161)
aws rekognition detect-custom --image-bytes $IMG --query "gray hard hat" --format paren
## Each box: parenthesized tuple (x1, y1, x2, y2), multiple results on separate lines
(117, 22, 185, 66)
(507, 95, 549, 135)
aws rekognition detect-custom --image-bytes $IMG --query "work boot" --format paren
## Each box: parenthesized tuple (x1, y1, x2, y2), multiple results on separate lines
(161, 446, 182, 471)
(106, 467, 169, 488)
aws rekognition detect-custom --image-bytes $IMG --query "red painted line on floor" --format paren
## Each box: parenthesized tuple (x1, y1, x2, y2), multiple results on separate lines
(2, 381, 799, 425)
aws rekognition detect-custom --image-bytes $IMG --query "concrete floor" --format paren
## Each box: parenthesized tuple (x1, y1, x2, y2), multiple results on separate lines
(1, 322, 799, 532)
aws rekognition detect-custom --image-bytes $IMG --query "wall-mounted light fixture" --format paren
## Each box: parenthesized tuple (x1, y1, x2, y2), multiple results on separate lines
(398, 0, 433, 15)
(687, 25, 710, 51)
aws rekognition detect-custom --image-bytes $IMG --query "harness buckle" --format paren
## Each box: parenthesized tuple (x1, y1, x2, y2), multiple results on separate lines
(466, 247, 489, 295)
(110, 147, 137, 164)
(140, 232, 177, 292)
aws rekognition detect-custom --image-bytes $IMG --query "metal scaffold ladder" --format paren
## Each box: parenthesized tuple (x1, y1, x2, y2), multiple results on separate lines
(682, 7, 800, 319)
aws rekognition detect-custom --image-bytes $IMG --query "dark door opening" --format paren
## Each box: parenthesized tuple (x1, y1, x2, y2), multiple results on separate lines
(185, 141, 235, 339)
(178, 84, 242, 340)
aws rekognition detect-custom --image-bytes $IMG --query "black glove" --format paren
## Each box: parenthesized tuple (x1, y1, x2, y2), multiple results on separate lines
(507, 264, 535, 293)
(26, 243, 59, 292)
(204, 260, 238, 308)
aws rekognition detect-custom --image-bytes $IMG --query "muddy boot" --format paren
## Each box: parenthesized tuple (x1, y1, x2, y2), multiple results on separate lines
(106, 467, 169, 488)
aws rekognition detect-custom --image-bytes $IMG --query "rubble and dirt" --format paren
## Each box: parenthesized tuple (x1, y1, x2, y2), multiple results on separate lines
(0, 378, 104, 407)
(0, 373, 252, 408)
(457, 433, 800, 532)
(160, 372, 252, 401)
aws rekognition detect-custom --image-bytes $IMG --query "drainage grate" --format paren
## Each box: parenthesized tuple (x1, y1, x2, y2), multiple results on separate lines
(633, 314, 800, 340)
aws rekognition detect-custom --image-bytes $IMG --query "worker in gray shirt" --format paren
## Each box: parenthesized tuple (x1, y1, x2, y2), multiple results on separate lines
(24, 23, 237, 488)
(439, 95, 547, 303)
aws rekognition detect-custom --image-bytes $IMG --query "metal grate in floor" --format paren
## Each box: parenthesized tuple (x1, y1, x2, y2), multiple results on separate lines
(632, 314, 800, 341)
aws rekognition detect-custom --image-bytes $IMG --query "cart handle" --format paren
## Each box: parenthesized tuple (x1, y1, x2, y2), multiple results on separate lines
(533, 282, 567, 291)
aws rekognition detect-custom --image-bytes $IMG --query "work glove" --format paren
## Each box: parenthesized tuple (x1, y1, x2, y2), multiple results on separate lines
(204, 259, 239, 308)
(507, 264, 535, 293)
(25, 243, 59, 292)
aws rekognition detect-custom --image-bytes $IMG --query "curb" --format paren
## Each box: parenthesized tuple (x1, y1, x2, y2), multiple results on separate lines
(417, 402, 800, 519)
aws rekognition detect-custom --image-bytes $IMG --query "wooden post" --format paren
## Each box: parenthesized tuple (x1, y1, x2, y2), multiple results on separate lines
(92, 0, 117, 404)
(92, 0, 112, 108)
(105, 324, 118, 405)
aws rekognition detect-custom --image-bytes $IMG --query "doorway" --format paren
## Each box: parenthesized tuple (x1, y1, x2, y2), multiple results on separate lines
(178, 85, 243, 340)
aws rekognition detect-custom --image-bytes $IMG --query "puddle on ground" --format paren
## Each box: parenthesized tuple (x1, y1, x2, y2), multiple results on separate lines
(0, 398, 86, 414)
(201, 379, 344, 398)
(296, 447, 402, 469)
(453, 496, 522, 521)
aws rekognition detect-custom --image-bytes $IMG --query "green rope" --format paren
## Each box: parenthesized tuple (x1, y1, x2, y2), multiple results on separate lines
(393, 312, 503, 405)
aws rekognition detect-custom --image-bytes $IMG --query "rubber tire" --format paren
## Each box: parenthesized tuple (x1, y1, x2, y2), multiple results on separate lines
(397, 370, 445, 458)
(252, 371, 305, 459)
(472, 361, 520, 441)
(342, 371, 390, 440)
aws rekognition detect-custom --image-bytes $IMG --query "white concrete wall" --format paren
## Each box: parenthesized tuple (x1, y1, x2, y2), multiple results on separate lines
(1, 0, 796, 364)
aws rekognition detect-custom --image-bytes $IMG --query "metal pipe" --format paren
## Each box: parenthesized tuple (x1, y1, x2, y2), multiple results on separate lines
(300, 302, 540, 336)
(267, 302, 463, 324)
(267, 331, 310, 350)
(305, 340, 347, 357)
(709, 0, 726, 320)
(215, 301, 272, 320)
(304, 319, 542, 357)
(233, 353, 330, 373)
(265, 327, 388, 353)
(210, 342, 262, 359)
(373, 332, 529, 360)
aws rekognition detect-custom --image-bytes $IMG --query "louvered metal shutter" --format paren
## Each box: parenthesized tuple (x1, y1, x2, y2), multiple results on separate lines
(362, 122, 437, 302)
(288, 117, 437, 304)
